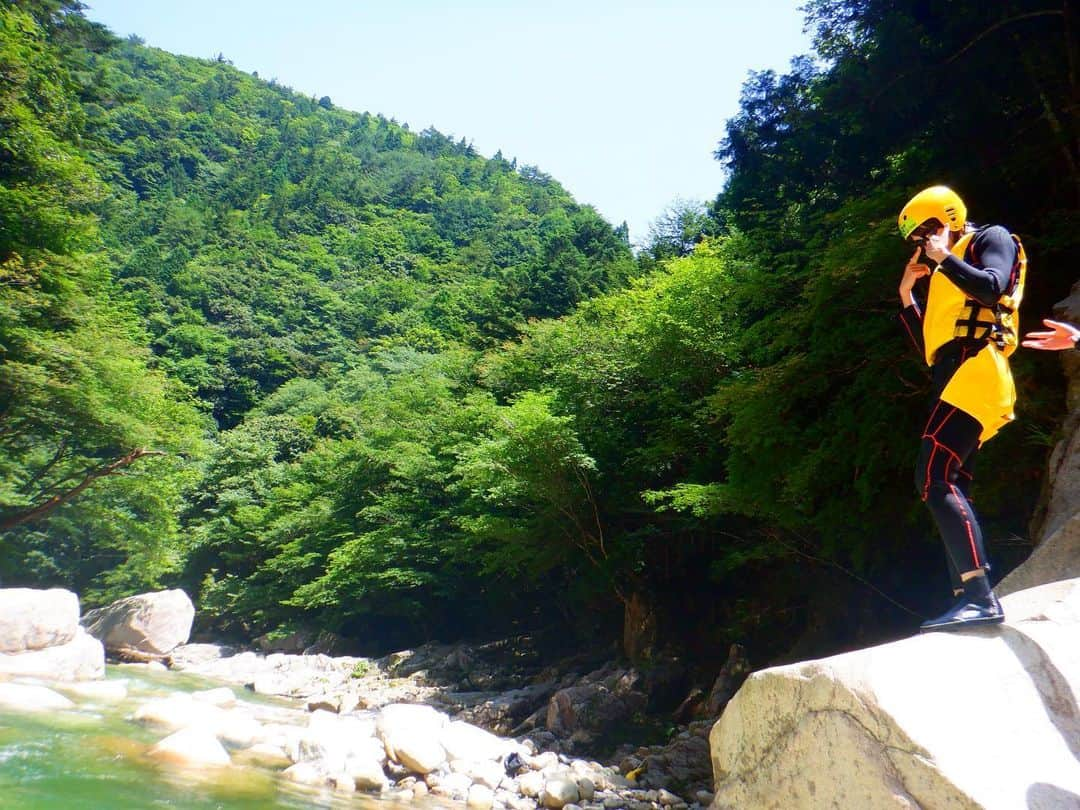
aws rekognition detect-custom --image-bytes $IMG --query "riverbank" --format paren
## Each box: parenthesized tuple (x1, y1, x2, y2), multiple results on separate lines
(0, 629, 722, 810)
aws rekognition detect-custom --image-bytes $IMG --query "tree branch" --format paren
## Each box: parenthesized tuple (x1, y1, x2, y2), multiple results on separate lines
(0, 448, 166, 532)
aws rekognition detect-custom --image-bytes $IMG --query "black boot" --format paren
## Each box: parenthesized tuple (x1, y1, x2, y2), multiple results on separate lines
(919, 571, 1004, 632)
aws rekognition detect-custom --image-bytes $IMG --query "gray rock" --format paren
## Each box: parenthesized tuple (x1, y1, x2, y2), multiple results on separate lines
(82, 589, 194, 655)
(576, 777, 596, 801)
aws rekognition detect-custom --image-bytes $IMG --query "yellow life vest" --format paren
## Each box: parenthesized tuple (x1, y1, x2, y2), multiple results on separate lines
(921, 228, 1027, 443)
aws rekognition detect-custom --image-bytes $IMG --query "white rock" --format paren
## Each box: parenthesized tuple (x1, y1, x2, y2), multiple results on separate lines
(468, 783, 496, 809)
(148, 727, 230, 767)
(543, 777, 581, 809)
(0, 588, 80, 652)
(452, 758, 507, 789)
(55, 679, 127, 702)
(133, 694, 221, 733)
(507, 795, 539, 810)
(518, 769, 546, 797)
(0, 628, 104, 681)
(429, 771, 472, 800)
(345, 754, 387, 792)
(710, 578, 1080, 809)
(0, 682, 75, 712)
(377, 703, 447, 774)
(282, 762, 325, 786)
(215, 708, 262, 748)
(82, 589, 194, 655)
(192, 687, 236, 707)
(441, 719, 508, 761)
(527, 751, 559, 771)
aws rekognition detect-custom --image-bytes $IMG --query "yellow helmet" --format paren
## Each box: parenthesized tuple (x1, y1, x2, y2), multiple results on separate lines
(897, 186, 967, 239)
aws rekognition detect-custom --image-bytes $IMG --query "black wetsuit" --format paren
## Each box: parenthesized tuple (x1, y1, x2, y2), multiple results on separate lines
(898, 226, 1018, 586)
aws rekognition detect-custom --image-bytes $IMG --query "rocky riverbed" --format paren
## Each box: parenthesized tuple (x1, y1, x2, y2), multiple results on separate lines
(0, 587, 726, 809)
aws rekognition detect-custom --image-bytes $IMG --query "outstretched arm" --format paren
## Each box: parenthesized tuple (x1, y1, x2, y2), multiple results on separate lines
(1022, 319, 1080, 351)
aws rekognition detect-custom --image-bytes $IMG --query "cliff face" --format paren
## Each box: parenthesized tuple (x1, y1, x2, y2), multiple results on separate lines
(1000, 282, 1080, 596)
(708, 579, 1080, 809)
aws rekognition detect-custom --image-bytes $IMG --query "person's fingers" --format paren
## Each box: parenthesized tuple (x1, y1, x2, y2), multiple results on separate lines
(1044, 319, 1067, 329)
(1025, 331, 1056, 340)
(910, 247, 921, 262)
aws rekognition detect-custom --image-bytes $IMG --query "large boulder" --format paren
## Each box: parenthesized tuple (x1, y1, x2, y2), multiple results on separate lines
(0, 627, 104, 680)
(0, 588, 79, 652)
(82, 589, 194, 655)
(708, 578, 1080, 809)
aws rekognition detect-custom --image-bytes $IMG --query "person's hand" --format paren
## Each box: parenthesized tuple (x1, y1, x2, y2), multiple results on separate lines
(899, 247, 929, 306)
(923, 226, 950, 264)
(1022, 319, 1080, 351)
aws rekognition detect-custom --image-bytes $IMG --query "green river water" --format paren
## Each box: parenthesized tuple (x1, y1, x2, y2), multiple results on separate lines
(0, 667, 421, 810)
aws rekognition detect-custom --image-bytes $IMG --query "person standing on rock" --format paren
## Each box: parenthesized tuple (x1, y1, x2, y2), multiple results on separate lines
(896, 185, 1027, 631)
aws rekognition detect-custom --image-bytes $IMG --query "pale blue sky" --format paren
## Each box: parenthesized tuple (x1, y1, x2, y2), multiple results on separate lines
(83, 1, 812, 246)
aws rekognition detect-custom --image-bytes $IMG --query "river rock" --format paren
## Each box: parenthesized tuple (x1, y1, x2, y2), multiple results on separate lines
(297, 709, 383, 771)
(193, 687, 236, 707)
(378, 703, 447, 774)
(133, 694, 223, 733)
(166, 643, 235, 669)
(577, 776, 596, 801)
(148, 727, 230, 767)
(82, 589, 194, 655)
(282, 762, 325, 786)
(442, 718, 508, 762)
(0, 682, 75, 712)
(55, 678, 128, 702)
(468, 783, 496, 809)
(542, 776, 581, 808)
(451, 757, 506, 789)
(430, 771, 473, 800)
(0, 588, 79, 652)
(0, 627, 104, 680)
(346, 753, 388, 791)
(518, 769, 546, 797)
(709, 578, 1080, 809)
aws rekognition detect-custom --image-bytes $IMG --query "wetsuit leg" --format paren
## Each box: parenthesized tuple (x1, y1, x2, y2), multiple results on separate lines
(945, 452, 978, 594)
(914, 402, 988, 577)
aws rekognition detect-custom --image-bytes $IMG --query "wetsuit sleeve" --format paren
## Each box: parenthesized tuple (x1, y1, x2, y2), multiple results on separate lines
(898, 303, 925, 357)
(937, 226, 1016, 307)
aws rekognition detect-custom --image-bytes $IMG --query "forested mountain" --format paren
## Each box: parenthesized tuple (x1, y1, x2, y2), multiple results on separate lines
(2, 0, 1077, 669)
